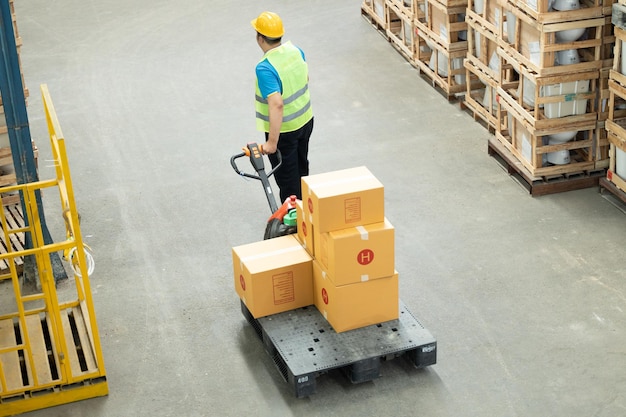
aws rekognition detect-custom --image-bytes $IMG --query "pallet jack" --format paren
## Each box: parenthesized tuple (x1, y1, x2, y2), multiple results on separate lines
(230, 142, 297, 240)
(230, 144, 437, 397)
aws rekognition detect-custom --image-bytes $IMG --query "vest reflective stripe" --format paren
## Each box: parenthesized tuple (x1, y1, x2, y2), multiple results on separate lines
(256, 84, 309, 106)
(255, 42, 313, 133)
(256, 99, 311, 123)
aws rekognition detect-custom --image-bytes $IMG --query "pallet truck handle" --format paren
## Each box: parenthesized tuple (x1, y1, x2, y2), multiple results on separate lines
(230, 143, 282, 181)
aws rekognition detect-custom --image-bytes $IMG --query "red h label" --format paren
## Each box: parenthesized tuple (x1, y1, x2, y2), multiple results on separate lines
(240, 274, 246, 291)
(357, 249, 374, 265)
(322, 288, 329, 305)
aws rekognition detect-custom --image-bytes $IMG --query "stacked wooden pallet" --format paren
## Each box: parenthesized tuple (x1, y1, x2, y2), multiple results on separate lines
(0, 0, 30, 206)
(362, 0, 483, 99)
(385, 0, 422, 61)
(414, 0, 486, 98)
(362, 0, 389, 31)
(362, 0, 616, 194)
(489, 0, 610, 191)
(604, 1, 626, 199)
(462, 0, 517, 132)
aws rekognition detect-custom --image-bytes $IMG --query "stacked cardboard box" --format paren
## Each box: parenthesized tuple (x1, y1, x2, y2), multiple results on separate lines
(232, 166, 399, 333)
(300, 166, 398, 333)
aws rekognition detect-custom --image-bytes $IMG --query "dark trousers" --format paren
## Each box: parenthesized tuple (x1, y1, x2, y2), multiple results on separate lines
(267, 117, 314, 202)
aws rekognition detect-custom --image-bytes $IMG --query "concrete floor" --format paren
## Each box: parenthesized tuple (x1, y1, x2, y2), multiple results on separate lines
(9, 0, 626, 416)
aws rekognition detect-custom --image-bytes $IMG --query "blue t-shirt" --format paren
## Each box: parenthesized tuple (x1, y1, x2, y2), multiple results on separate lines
(256, 46, 306, 99)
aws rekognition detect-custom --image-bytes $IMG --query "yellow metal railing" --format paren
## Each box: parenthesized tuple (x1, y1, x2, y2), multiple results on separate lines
(0, 84, 108, 416)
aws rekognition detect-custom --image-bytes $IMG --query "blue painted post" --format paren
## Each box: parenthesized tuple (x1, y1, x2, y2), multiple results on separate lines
(0, 0, 66, 282)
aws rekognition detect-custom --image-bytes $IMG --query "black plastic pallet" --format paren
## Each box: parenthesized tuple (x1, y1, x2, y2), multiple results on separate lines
(241, 300, 437, 398)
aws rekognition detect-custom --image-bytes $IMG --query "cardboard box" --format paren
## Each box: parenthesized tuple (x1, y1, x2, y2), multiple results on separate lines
(295, 199, 314, 257)
(313, 260, 399, 333)
(232, 234, 313, 319)
(316, 218, 395, 286)
(301, 166, 384, 234)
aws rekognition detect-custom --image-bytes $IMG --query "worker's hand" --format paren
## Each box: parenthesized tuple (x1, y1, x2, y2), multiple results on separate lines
(262, 140, 278, 154)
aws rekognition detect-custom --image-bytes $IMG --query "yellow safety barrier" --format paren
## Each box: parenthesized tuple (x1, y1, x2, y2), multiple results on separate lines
(0, 84, 108, 416)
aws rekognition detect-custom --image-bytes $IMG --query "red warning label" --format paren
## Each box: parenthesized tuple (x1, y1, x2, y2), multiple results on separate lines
(357, 249, 374, 265)
(301, 221, 307, 237)
(322, 288, 329, 305)
(240, 274, 246, 291)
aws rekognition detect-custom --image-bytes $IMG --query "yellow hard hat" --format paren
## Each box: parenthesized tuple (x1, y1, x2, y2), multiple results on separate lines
(251, 11, 284, 39)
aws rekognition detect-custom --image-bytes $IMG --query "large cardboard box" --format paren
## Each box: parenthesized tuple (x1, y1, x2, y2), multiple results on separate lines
(295, 199, 314, 257)
(312, 260, 399, 333)
(232, 235, 313, 319)
(301, 166, 384, 234)
(316, 218, 395, 286)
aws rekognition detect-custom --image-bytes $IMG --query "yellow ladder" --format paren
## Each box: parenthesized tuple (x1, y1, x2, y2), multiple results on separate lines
(0, 85, 107, 416)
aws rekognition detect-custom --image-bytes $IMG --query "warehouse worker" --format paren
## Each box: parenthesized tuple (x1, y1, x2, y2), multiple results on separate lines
(252, 11, 314, 202)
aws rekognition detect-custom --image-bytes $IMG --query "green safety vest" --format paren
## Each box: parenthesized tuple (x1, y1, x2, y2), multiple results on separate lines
(255, 41, 313, 133)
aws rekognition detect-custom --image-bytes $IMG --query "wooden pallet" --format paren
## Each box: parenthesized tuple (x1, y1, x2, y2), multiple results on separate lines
(598, 67, 622, 122)
(362, 0, 387, 33)
(496, 68, 599, 135)
(460, 59, 501, 133)
(0, 306, 102, 397)
(412, 31, 482, 99)
(466, 0, 508, 41)
(498, 10, 605, 77)
(599, 176, 626, 208)
(0, 204, 25, 275)
(386, 0, 417, 21)
(466, 7, 502, 82)
(606, 71, 626, 146)
(0, 144, 39, 206)
(505, 0, 604, 24)
(496, 105, 598, 177)
(601, 15, 615, 64)
(414, 0, 467, 51)
(594, 120, 610, 169)
(0, 306, 106, 411)
(488, 137, 605, 195)
(387, 1, 416, 61)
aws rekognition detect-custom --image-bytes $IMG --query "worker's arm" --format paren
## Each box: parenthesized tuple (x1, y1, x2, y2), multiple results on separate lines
(263, 92, 283, 154)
